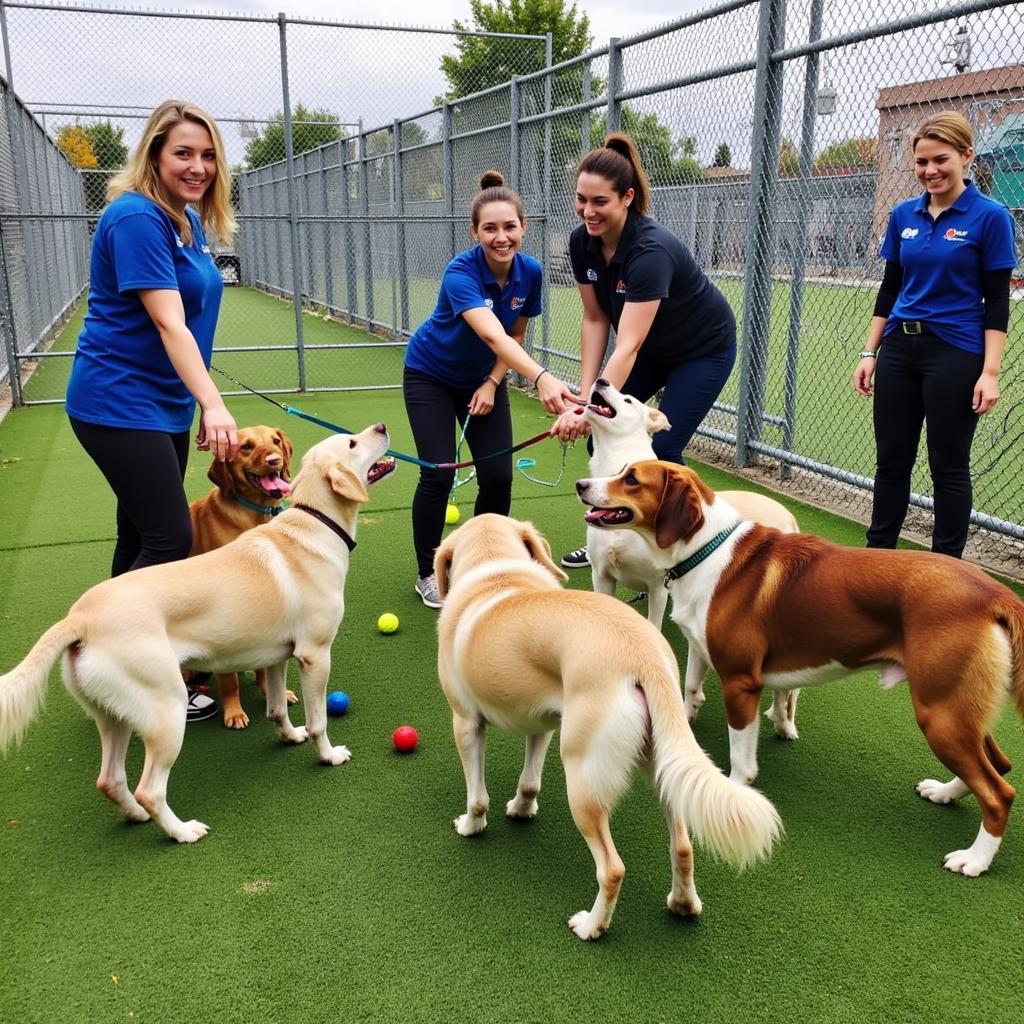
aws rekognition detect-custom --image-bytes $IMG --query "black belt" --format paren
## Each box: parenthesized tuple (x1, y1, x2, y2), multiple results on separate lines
(900, 320, 927, 335)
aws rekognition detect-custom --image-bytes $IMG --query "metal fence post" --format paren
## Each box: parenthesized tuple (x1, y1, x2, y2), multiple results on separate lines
(0, 217, 22, 406)
(509, 77, 520, 190)
(581, 59, 591, 156)
(341, 137, 357, 324)
(393, 119, 409, 339)
(735, 0, 787, 467)
(442, 101, 456, 265)
(781, 0, 825, 480)
(320, 145, 334, 310)
(277, 11, 307, 390)
(607, 38, 622, 134)
(539, 32, 553, 372)
(358, 120, 374, 328)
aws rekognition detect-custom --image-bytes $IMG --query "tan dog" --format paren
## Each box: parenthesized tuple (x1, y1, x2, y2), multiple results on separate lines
(433, 514, 781, 940)
(583, 379, 801, 735)
(0, 426, 395, 844)
(577, 460, 1024, 877)
(189, 424, 295, 728)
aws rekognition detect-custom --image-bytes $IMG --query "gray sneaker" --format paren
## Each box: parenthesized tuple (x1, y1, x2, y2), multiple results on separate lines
(415, 573, 444, 609)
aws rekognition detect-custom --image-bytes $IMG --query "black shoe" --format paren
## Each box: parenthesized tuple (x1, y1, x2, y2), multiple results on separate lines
(560, 545, 589, 568)
(186, 682, 218, 723)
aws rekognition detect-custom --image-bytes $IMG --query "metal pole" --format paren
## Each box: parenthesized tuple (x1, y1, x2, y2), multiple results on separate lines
(540, 32, 552, 373)
(358, 119, 374, 328)
(735, 0, 787, 467)
(277, 11, 306, 391)
(581, 59, 591, 156)
(509, 77, 520, 190)
(341, 137, 356, 323)
(442, 101, 456, 264)
(393, 119, 409, 339)
(320, 145, 334, 309)
(607, 38, 622, 134)
(780, 0, 825, 480)
(0, 215, 22, 406)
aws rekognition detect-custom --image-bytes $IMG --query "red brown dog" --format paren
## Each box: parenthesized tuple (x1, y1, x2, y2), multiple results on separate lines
(577, 460, 1024, 877)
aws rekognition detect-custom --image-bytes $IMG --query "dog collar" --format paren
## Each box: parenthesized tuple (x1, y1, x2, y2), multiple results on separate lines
(294, 503, 357, 552)
(234, 494, 286, 517)
(663, 521, 741, 586)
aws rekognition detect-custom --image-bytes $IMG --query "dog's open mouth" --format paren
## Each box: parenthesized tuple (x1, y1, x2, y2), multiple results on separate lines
(584, 506, 633, 526)
(587, 391, 616, 419)
(245, 470, 292, 499)
(367, 456, 396, 484)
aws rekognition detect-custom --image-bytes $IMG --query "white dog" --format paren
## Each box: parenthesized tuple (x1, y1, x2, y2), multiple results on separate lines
(433, 514, 782, 940)
(0, 425, 395, 843)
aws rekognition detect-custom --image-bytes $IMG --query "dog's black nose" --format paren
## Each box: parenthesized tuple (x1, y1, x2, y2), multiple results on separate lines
(576, 479, 589, 495)
(595, 377, 609, 388)
(373, 423, 386, 434)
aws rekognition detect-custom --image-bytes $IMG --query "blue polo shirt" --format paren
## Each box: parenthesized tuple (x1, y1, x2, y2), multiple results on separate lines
(879, 179, 1017, 354)
(404, 245, 543, 389)
(66, 191, 224, 432)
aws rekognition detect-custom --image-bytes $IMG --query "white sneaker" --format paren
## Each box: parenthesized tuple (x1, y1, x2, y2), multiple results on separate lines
(415, 574, 443, 609)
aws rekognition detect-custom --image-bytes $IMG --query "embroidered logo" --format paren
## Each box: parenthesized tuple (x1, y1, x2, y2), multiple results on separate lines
(510, 296, 524, 310)
(615, 279, 626, 294)
(485, 298, 494, 309)
(175, 235, 185, 248)
(586, 268, 598, 282)
(944, 228, 968, 241)
(900, 227, 919, 239)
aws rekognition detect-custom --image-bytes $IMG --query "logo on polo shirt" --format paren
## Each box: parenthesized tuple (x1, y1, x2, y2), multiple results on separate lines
(485, 298, 494, 309)
(175, 235, 185, 248)
(586, 268, 598, 282)
(615, 279, 626, 294)
(901, 227, 919, 239)
(510, 296, 525, 310)
(944, 228, 968, 241)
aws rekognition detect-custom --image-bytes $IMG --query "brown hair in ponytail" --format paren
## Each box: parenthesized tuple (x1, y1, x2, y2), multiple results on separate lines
(576, 133, 651, 216)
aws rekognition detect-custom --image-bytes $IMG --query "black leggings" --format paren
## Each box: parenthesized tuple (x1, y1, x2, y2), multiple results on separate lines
(69, 417, 192, 577)
(403, 368, 513, 577)
(867, 333, 983, 559)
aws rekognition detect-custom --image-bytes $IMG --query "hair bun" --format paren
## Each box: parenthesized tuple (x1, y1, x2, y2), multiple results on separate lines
(479, 169, 505, 189)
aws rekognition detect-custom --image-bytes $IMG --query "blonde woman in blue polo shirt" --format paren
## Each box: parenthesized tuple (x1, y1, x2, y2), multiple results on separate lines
(65, 101, 237, 720)
(854, 112, 1016, 558)
(403, 171, 578, 607)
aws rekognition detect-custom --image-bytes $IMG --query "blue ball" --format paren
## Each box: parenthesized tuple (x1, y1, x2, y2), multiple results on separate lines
(327, 691, 350, 716)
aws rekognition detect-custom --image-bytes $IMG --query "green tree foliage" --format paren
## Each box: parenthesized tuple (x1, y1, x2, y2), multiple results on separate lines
(778, 137, 800, 178)
(813, 136, 878, 173)
(439, 0, 591, 100)
(84, 121, 128, 169)
(244, 104, 344, 169)
(712, 142, 732, 168)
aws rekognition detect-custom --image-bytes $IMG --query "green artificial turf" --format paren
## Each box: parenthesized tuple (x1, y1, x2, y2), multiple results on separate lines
(1, 392, 1022, 1024)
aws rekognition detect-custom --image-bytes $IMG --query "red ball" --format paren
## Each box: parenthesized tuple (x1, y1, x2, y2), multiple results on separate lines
(392, 725, 419, 752)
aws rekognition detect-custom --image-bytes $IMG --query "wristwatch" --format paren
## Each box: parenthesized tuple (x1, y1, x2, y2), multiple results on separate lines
(858, 350, 878, 359)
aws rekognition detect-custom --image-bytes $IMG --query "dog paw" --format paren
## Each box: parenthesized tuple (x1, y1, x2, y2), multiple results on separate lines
(171, 820, 210, 844)
(122, 804, 151, 824)
(324, 745, 351, 766)
(224, 712, 250, 730)
(684, 693, 705, 722)
(285, 689, 299, 705)
(506, 796, 538, 818)
(667, 891, 702, 917)
(279, 724, 308, 745)
(916, 778, 956, 804)
(942, 848, 988, 877)
(454, 813, 487, 836)
(568, 910, 605, 941)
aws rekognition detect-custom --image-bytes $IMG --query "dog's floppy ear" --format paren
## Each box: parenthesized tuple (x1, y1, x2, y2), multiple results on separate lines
(519, 521, 569, 582)
(646, 408, 671, 435)
(433, 538, 454, 598)
(207, 453, 235, 496)
(328, 463, 368, 504)
(277, 430, 294, 480)
(653, 465, 705, 549)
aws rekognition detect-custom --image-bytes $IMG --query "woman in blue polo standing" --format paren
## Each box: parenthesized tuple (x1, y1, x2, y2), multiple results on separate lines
(853, 111, 1017, 558)
(403, 171, 577, 608)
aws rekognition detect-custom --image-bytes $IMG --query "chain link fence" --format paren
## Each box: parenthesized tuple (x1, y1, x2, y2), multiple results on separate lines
(0, 0, 1021, 571)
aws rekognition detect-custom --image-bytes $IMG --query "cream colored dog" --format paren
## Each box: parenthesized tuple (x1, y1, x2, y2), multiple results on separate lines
(0, 425, 395, 844)
(583, 379, 801, 735)
(433, 514, 781, 940)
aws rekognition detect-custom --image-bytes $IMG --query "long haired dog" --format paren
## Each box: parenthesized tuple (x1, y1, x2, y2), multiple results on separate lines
(433, 514, 781, 940)
(0, 426, 395, 844)
(578, 460, 1024, 877)
(189, 424, 295, 728)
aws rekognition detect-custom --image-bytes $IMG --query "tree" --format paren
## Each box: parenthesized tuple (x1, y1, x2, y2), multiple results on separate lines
(778, 137, 800, 178)
(439, 0, 592, 100)
(712, 142, 732, 168)
(56, 125, 98, 169)
(244, 104, 344, 169)
(84, 121, 128, 169)
(813, 136, 878, 173)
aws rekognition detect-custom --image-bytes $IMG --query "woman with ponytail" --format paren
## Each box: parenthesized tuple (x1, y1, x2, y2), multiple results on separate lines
(403, 170, 577, 607)
(553, 133, 738, 569)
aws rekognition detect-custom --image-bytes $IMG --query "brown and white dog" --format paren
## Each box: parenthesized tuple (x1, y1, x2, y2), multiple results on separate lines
(0, 426, 395, 844)
(189, 424, 295, 728)
(577, 460, 1024, 877)
(583, 379, 801, 735)
(432, 514, 781, 940)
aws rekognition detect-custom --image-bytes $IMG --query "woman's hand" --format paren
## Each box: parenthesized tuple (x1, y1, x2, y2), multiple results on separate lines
(852, 356, 877, 396)
(972, 370, 1000, 414)
(536, 371, 582, 416)
(550, 406, 589, 442)
(197, 401, 238, 462)
(468, 380, 496, 416)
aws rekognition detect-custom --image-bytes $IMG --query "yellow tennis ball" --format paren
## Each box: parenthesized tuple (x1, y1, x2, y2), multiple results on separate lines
(445, 503, 460, 525)
(377, 612, 399, 634)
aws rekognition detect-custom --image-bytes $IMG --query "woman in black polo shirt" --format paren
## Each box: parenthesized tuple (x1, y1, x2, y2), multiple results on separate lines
(552, 133, 737, 568)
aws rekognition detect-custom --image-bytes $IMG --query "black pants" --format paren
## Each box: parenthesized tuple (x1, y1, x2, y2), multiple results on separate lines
(70, 417, 192, 576)
(867, 333, 983, 559)
(403, 368, 513, 577)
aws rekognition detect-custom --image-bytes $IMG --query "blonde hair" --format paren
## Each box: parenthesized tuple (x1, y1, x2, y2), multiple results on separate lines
(107, 100, 236, 245)
(577, 133, 651, 216)
(912, 111, 974, 155)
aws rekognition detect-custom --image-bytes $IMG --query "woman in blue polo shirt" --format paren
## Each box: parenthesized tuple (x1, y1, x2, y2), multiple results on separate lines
(65, 100, 237, 720)
(551, 132, 737, 568)
(853, 111, 1016, 558)
(403, 171, 577, 607)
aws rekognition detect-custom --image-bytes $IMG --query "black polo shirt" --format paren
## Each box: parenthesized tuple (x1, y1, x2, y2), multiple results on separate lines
(568, 211, 735, 364)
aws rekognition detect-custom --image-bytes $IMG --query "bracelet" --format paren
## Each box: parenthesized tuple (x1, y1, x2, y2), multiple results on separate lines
(485, 374, 502, 387)
(858, 350, 878, 359)
(533, 368, 550, 387)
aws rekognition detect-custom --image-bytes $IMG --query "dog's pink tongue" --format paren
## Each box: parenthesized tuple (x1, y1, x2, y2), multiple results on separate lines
(259, 474, 292, 496)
